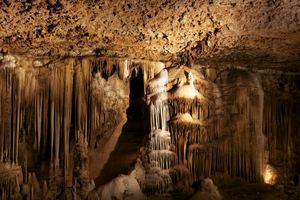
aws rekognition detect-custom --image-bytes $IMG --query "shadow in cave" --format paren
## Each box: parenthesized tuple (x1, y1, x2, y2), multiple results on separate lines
(95, 66, 150, 186)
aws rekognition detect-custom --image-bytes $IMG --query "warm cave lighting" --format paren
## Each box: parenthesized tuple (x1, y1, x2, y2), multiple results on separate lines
(263, 164, 277, 185)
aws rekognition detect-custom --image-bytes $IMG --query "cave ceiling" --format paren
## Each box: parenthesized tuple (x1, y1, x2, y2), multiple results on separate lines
(0, 0, 299, 69)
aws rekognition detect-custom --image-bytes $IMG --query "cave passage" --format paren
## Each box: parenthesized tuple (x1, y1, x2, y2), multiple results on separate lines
(95, 66, 149, 186)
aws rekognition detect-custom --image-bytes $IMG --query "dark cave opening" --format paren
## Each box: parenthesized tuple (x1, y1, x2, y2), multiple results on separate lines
(127, 66, 145, 119)
(293, 175, 299, 186)
(94, 66, 149, 186)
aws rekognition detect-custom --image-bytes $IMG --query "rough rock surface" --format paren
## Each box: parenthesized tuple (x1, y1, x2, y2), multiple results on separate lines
(0, 0, 299, 67)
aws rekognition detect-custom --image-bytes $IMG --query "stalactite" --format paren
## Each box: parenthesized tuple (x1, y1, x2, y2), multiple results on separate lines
(150, 100, 170, 131)
(63, 60, 74, 185)
(50, 97, 54, 166)
(0, 68, 18, 164)
(141, 61, 165, 95)
(168, 98, 210, 121)
(168, 113, 217, 181)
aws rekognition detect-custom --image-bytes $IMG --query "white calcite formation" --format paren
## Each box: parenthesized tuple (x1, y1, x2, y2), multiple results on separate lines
(147, 68, 168, 95)
(171, 72, 205, 100)
(140, 68, 175, 195)
(97, 170, 145, 200)
(1, 54, 16, 68)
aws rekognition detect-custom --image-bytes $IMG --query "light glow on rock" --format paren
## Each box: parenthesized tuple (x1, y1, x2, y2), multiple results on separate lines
(263, 164, 277, 185)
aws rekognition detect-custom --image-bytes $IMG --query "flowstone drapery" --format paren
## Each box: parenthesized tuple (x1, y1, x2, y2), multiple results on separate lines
(141, 66, 174, 195)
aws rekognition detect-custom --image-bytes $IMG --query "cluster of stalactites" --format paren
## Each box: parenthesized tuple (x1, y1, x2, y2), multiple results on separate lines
(148, 130, 175, 170)
(217, 71, 266, 182)
(0, 57, 132, 198)
(0, 62, 74, 191)
(149, 150, 176, 170)
(142, 137, 175, 194)
(144, 128, 175, 192)
(168, 98, 210, 121)
(169, 117, 216, 181)
(168, 69, 268, 183)
(150, 101, 170, 131)
(263, 96, 296, 181)
(166, 71, 212, 181)
(149, 130, 171, 150)
(0, 68, 25, 165)
(147, 68, 169, 131)
(166, 68, 231, 184)
(141, 61, 165, 95)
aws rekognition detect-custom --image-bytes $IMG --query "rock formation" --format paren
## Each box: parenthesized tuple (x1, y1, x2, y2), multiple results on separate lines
(0, 1, 299, 199)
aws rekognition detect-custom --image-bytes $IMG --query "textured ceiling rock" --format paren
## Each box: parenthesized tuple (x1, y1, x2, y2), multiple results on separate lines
(0, 0, 299, 67)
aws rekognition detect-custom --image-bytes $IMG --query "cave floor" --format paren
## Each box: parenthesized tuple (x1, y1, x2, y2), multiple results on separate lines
(219, 183, 300, 200)
(148, 183, 300, 200)
(209, 174, 300, 200)
(88, 114, 127, 183)
(94, 114, 147, 186)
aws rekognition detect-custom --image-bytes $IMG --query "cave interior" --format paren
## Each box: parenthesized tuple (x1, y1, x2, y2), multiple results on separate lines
(0, 1, 300, 200)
